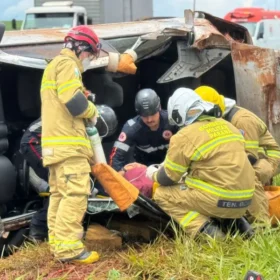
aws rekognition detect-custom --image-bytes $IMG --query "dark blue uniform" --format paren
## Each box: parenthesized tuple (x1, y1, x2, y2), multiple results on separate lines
(109, 110, 178, 171)
(20, 118, 49, 239)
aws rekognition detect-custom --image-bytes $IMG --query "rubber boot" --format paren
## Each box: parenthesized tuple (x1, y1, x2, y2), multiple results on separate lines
(60, 250, 100, 265)
(199, 221, 226, 240)
(220, 217, 255, 240)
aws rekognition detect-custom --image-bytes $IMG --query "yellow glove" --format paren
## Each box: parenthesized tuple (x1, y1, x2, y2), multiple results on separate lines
(107, 49, 137, 74)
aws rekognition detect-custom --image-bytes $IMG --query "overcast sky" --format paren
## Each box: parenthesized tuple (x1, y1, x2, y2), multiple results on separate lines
(0, 0, 277, 21)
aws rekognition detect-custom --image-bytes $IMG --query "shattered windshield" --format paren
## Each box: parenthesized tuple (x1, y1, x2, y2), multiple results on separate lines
(23, 13, 74, 29)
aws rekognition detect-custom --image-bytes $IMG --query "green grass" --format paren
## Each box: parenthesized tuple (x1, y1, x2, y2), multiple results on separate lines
(123, 226, 280, 280)
(1, 226, 280, 279)
(1, 20, 22, 31)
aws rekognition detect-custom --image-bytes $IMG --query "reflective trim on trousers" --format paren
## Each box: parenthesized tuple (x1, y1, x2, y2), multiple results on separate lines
(180, 211, 200, 228)
(54, 239, 84, 250)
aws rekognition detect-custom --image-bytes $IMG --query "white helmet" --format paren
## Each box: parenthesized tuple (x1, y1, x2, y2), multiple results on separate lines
(224, 97, 236, 116)
(167, 88, 215, 127)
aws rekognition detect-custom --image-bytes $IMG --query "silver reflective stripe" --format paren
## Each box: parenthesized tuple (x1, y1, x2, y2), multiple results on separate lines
(29, 121, 42, 132)
(114, 141, 130, 151)
(137, 144, 169, 153)
(128, 119, 136, 126)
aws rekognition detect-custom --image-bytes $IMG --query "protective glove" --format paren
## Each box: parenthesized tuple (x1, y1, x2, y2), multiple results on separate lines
(107, 49, 137, 74)
(146, 164, 159, 181)
(89, 116, 98, 126)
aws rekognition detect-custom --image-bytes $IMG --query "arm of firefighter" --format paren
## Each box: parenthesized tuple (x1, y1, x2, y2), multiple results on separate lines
(106, 49, 137, 75)
(56, 59, 97, 119)
(154, 133, 192, 186)
(109, 123, 135, 172)
(234, 115, 263, 161)
(259, 130, 280, 176)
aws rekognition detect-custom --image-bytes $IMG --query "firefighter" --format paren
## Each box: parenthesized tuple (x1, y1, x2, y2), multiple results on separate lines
(194, 86, 280, 223)
(20, 117, 49, 241)
(110, 88, 178, 172)
(40, 25, 101, 264)
(146, 88, 255, 238)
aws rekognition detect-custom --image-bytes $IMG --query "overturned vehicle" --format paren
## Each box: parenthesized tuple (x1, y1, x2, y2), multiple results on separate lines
(0, 10, 280, 252)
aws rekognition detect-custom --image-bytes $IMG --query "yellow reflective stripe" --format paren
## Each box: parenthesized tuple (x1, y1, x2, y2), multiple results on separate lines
(42, 136, 91, 148)
(191, 135, 244, 161)
(54, 240, 84, 250)
(41, 80, 56, 91)
(185, 177, 254, 199)
(49, 235, 55, 245)
(198, 116, 216, 121)
(180, 211, 200, 228)
(258, 147, 266, 154)
(245, 141, 259, 149)
(57, 79, 82, 95)
(267, 150, 280, 159)
(165, 156, 188, 173)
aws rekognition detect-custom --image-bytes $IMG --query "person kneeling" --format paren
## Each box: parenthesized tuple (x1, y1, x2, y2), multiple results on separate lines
(146, 88, 256, 239)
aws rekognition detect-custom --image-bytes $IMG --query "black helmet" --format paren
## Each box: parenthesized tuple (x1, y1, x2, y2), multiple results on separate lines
(95, 105, 118, 137)
(135, 89, 161, 117)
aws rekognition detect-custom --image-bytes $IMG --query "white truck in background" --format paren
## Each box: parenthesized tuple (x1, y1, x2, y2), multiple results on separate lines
(21, 1, 90, 30)
(21, 0, 153, 30)
(250, 19, 280, 50)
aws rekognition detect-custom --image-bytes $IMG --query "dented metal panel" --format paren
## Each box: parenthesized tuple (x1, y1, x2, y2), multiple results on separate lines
(0, 15, 251, 72)
(0, 18, 188, 47)
(1, 17, 235, 49)
(157, 41, 230, 83)
(231, 42, 280, 140)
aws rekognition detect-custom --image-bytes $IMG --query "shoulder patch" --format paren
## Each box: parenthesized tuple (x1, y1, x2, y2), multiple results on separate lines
(74, 67, 80, 78)
(118, 132, 127, 142)
(128, 119, 136, 126)
(162, 130, 173, 140)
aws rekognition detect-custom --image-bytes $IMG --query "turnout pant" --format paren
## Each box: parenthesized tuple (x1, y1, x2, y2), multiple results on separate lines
(246, 176, 269, 224)
(153, 184, 251, 238)
(47, 157, 91, 260)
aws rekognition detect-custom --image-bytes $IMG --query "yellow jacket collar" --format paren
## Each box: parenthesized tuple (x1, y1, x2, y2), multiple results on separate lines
(60, 48, 84, 73)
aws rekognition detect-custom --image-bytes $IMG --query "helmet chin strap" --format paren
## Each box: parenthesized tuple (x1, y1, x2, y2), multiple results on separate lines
(65, 40, 83, 59)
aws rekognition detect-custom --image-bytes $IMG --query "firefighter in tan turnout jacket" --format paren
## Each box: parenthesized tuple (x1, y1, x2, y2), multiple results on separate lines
(146, 88, 255, 238)
(40, 26, 101, 264)
(195, 86, 280, 224)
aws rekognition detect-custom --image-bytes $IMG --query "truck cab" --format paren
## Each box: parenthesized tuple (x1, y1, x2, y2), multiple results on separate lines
(251, 19, 280, 50)
(21, 1, 89, 30)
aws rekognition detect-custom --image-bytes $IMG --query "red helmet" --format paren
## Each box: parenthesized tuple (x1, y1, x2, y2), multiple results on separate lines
(65, 25, 101, 55)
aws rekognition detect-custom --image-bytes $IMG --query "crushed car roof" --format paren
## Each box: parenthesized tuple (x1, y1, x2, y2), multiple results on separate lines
(0, 12, 251, 69)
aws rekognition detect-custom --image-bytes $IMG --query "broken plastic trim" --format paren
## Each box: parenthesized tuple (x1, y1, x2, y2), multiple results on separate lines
(126, 204, 141, 218)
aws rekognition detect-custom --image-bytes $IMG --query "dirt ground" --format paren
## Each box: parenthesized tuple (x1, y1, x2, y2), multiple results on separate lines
(0, 242, 133, 280)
